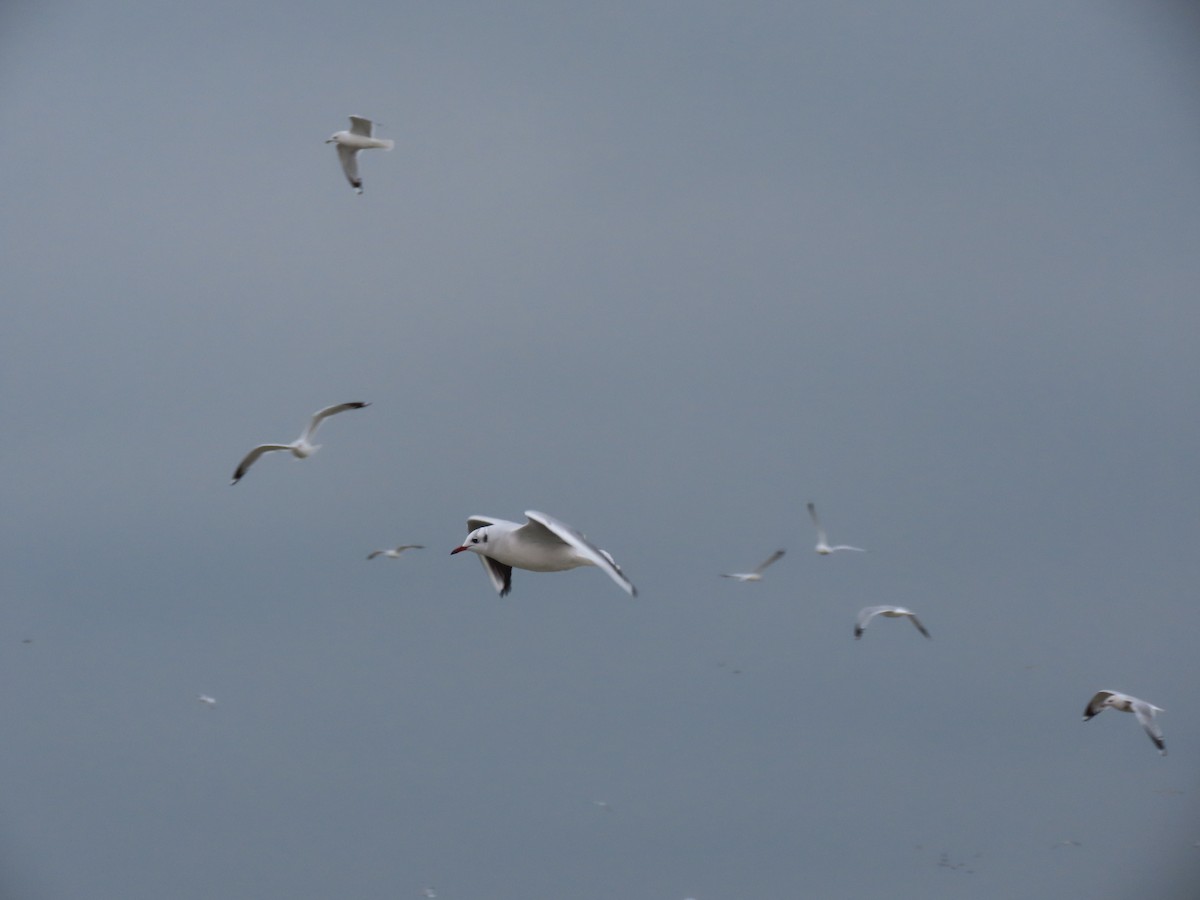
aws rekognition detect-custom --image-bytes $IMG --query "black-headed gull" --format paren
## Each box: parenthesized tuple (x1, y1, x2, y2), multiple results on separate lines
(854, 605, 930, 640)
(326, 116, 393, 194)
(807, 502, 865, 554)
(231, 402, 369, 484)
(367, 544, 425, 560)
(451, 510, 637, 597)
(720, 549, 785, 582)
(1083, 690, 1166, 756)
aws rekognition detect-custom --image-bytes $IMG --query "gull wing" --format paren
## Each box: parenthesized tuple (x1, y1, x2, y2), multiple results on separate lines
(466, 516, 514, 597)
(753, 549, 786, 574)
(337, 144, 362, 191)
(854, 606, 891, 639)
(522, 511, 637, 596)
(1132, 700, 1166, 755)
(907, 613, 931, 639)
(348, 116, 374, 137)
(1083, 690, 1117, 721)
(829, 544, 867, 553)
(393, 544, 424, 552)
(806, 502, 827, 543)
(367, 551, 384, 560)
(303, 401, 369, 440)
(231, 444, 292, 484)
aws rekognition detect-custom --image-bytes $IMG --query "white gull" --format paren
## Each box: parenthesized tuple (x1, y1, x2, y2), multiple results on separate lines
(720, 549, 785, 582)
(231, 402, 369, 484)
(854, 605, 930, 640)
(451, 510, 636, 597)
(367, 544, 425, 560)
(1083, 690, 1166, 756)
(326, 116, 393, 194)
(807, 502, 865, 554)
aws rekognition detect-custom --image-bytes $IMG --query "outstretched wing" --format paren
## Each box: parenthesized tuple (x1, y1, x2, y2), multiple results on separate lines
(907, 614, 931, 639)
(1132, 701, 1166, 755)
(806, 502, 827, 542)
(367, 550, 384, 560)
(854, 605, 890, 639)
(231, 444, 292, 484)
(523, 510, 637, 596)
(1083, 690, 1116, 721)
(753, 549, 786, 574)
(303, 401, 369, 440)
(337, 144, 362, 190)
(466, 516, 513, 597)
(348, 116, 374, 136)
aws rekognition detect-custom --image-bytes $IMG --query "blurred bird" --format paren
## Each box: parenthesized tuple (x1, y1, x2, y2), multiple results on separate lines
(854, 605, 931, 640)
(1083, 690, 1166, 755)
(231, 402, 369, 484)
(807, 502, 865, 554)
(720, 548, 785, 582)
(326, 116, 393, 194)
(367, 544, 425, 560)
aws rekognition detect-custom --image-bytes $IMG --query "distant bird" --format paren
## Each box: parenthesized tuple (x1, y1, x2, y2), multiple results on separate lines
(806, 502, 865, 554)
(197, 694, 217, 707)
(1083, 690, 1166, 756)
(591, 800, 613, 812)
(367, 544, 425, 560)
(231, 402, 369, 484)
(720, 549, 786, 582)
(854, 605, 931, 640)
(326, 116, 393, 194)
(451, 510, 636, 597)
(421, 889, 437, 899)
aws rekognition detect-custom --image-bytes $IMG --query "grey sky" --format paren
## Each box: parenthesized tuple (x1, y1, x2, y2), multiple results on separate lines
(3, 1, 1199, 898)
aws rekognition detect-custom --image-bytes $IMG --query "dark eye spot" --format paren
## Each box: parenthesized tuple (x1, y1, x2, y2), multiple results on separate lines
(471, 537, 478, 544)
(482, 534, 488, 543)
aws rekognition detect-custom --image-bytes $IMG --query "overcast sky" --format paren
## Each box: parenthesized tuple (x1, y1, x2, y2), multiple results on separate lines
(3, 1, 1200, 898)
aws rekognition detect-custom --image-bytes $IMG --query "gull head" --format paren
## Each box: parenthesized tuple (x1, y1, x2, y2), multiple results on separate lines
(451, 525, 492, 555)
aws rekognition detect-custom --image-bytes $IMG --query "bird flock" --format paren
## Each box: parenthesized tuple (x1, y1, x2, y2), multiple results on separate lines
(219, 117, 1173, 765)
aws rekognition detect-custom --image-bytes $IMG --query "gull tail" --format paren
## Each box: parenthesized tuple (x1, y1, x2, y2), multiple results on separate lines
(380, 139, 395, 150)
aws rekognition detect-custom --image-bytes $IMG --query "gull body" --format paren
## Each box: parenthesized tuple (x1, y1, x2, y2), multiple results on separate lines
(451, 510, 636, 597)
(1083, 690, 1166, 756)
(367, 544, 425, 560)
(326, 116, 393, 194)
(854, 605, 931, 640)
(720, 549, 786, 582)
(231, 402, 369, 484)
(807, 502, 865, 554)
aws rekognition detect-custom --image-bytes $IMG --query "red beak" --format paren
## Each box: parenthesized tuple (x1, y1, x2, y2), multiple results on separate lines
(450, 545, 468, 555)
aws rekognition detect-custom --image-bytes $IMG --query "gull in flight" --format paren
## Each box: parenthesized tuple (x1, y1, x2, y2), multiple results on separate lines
(1083, 690, 1166, 756)
(720, 549, 785, 582)
(451, 510, 637, 597)
(807, 502, 865, 554)
(367, 544, 425, 560)
(326, 116, 394, 194)
(854, 605, 931, 640)
(231, 402, 369, 484)
(197, 694, 217, 707)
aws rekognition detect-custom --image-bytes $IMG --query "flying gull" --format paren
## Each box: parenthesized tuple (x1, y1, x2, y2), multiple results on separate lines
(720, 549, 786, 582)
(367, 544, 425, 560)
(231, 402, 369, 484)
(326, 116, 394, 194)
(451, 510, 636, 597)
(807, 502, 865, 554)
(1083, 690, 1166, 756)
(854, 605, 931, 640)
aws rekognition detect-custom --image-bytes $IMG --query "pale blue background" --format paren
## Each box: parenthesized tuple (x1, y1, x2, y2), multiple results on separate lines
(3, 2, 1199, 898)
